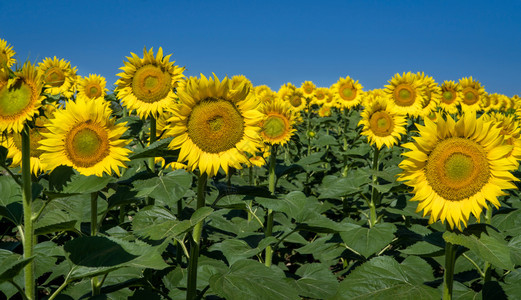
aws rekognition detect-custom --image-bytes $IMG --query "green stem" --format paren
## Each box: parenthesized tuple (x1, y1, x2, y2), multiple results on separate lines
(265, 145, 277, 267)
(443, 226, 457, 300)
(483, 205, 493, 283)
(186, 173, 208, 300)
(147, 116, 157, 206)
(369, 146, 380, 228)
(90, 192, 101, 296)
(21, 126, 35, 300)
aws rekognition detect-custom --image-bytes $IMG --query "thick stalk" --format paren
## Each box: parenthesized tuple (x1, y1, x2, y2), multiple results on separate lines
(21, 127, 35, 300)
(369, 146, 380, 228)
(147, 116, 157, 205)
(265, 145, 277, 267)
(443, 226, 457, 300)
(483, 205, 493, 283)
(90, 192, 101, 296)
(186, 173, 208, 300)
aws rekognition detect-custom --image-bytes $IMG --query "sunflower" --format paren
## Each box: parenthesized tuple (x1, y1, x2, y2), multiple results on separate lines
(332, 76, 364, 110)
(231, 75, 253, 92)
(255, 85, 272, 96)
(300, 81, 316, 99)
(439, 80, 462, 115)
(39, 97, 131, 177)
(458, 77, 485, 113)
(76, 74, 108, 101)
(416, 72, 441, 117)
(115, 47, 185, 119)
(277, 82, 296, 101)
(362, 89, 386, 107)
(359, 97, 406, 149)
(0, 62, 44, 133)
(37, 56, 77, 98)
(284, 88, 306, 112)
(398, 113, 518, 230)
(312, 87, 330, 106)
(0, 38, 16, 68)
(317, 104, 332, 117)
(166, 74, 264, 177)
(482, 112, 521, 167)
(257, 88, 278, 104)
(384, 72, 425, 117)
(259, 98, 297, 145)
(3, 116, 50, 175)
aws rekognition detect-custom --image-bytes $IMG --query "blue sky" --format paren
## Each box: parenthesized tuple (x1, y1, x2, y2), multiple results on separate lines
(2, 0, 520, 96)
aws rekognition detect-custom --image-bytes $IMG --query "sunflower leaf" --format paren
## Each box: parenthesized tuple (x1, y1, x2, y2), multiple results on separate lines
(339, 222, 396, 258)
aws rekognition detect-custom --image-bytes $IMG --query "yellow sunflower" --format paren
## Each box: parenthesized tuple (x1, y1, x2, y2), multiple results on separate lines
(231, 75, 253, 92)
(312, 87, 330, 106)
(257, 88, 278, 104)
(482, 112, 521, 167)
(362, 89, 386, 107)
(115, 47, 185, 119)
(166, 74, 264, 177)
(384, 72, 425, 117)
(255, 85, 272, 96)
(37, 56, 78, 98)
(0, 62, 44, 133)
(76, 74, 108, 101)
(439, 80, 462, 115)
(300, 81, 316, 99)
(458, 77, 485, 113)
(317, 104, 332, 117)
(332, 76, 364, 110)
(0, 38, 16, 68)
(358, 97, 406, 149)
(398, 113, 518, 230)
(284, 88, 306, 112)
(416, 72, 441, 117)
(277, 82, 296, 100)
(259, 98, 297, 145)
(2, 116, 50, 175)
(39, 97, 131, 177)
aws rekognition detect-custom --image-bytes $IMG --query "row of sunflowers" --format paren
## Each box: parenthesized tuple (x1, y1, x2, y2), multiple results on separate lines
(1, 37, 521, 299)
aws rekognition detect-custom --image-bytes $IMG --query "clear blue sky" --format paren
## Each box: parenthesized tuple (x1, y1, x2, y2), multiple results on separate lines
(2, 0, 520, 96)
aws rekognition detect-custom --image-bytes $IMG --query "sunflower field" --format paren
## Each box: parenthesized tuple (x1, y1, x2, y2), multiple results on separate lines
(1, 40, 521, 300)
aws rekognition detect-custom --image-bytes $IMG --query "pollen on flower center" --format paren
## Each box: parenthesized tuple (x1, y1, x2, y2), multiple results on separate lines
(132, 64, 172, 103)
(370, 111, 394, 136)
(187, 98, 244, 154)
(65, 121, 110, 168)
(44, 67, 66, 87)
(394, 84, 416, 106)
(0, 81, 32, 117)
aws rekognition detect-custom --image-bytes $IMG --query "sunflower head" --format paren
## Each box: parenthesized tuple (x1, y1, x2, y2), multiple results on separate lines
(39, 97, 131, 177)
(277, 82, 296, 100)
(77, 74, 108, 101)
(115, 46, 185, 119)
(37, 56, 78, 98)
(384, 72, 425, 117)
(458, 77, 485, 113)
(300, 81, 316, 99)
(332, 76, 364, 110)
(358, 97, 406, 149)
(0, 62, 44, 133)
(284, 88, 306, 112)
(259, 98, 297, 145)
(0, 38, 16, 68)
(439, 80, 462, 115)
(399, 113, 518, 230)
(416, 72, 441, 117)
(257, 89, 278, 104)
(167, 74, 264, 177)
(231, 75, 253, 92)
(312, 87, 330, 106)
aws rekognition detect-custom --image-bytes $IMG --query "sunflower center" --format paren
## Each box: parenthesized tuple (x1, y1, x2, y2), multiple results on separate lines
(304, 86, 313, 94)
(262, 114, 288, 141)
(442, 90, 456, 104)
(370, 111, 394, 137)
(425, 137, 490, 201)
(393, 84, 416, 106)
(462, 88, 479, 105)
(339, 84, 357, 101)
(315, 91, 325, 100)
(0, 81, 32, 118)
(289, 95, 302, 108)
(65, 121, 110, 168)
(43, 66, 66, 87)
(86, 83, 102, 99)
(187, 98, 244, 153)
(132, 64, 172, 103)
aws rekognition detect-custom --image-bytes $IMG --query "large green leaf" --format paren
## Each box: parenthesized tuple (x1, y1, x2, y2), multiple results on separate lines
(339, 223, 396, 257)
(132, 169, 193, 207)
(0, 250, 34, 283)
(62, 174, 115, 194)
(129, 137, 176, 159)
(332, 256, 438, 300)
(317, 171, 371, 199)
(209, 259, 300, 300)
(294, 263, 339, 299)
(64, 236, 138, 268)
(0, 176, 22, 225)
(209, 237, 277, 265)
(443, 225, 514, 271)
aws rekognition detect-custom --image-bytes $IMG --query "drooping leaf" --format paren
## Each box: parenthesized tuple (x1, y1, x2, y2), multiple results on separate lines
(294, 263, 339, 299)
(132, 169, 193, 207)
(129, 137, 176, 159)
(64, 236, 138, 267)
(339, 223, 396, 257)
(317, 171, 370, 199)
(209, 237, 277, 266)
(0, 176, 22, 225)
(0, 250, 35, 283)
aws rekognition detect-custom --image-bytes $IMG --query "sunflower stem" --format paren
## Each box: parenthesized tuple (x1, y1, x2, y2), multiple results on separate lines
(265, 145, 277, 267)
(483, 205, 493, 283)
(90, 192, 102, 295)
(147, 116, 157, 206)
(21, 126, 35, 300)
(187, 173, 208, 300)
(443, 226, 457, 300)
(369, 146, 380, 228)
